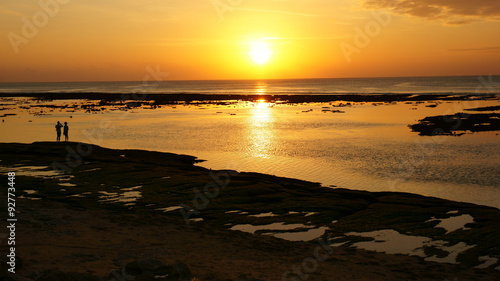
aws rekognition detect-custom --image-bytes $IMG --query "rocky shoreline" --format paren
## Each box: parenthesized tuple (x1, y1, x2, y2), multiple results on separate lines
(409, 112, 500, 135)
(0, 92, 497, 105)
(1, 142, 499, 280)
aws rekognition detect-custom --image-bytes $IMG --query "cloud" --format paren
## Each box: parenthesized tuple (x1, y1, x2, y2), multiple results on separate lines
(362, 0, 500, 24)
(449, 46, 500, 52)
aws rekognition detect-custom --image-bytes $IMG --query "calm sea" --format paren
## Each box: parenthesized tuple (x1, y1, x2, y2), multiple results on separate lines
(1, 76, 499, 208)
(1, 76, 499, 95)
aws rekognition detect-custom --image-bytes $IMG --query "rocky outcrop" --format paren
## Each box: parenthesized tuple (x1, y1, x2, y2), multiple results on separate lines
(103, 260, 192, 281)
(0, 260, 193, 281)
(36, 270, 101, 281)
(409, 112, 500, 135)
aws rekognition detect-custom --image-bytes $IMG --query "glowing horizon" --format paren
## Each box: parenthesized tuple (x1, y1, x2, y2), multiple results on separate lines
(1, 0, 499, 82)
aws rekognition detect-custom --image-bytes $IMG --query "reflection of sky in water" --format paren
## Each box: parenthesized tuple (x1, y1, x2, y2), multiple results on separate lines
(230, 222, 312, 234)
(2, 99, 499, 208)
(254, 82, 267, 95)
(98, 186, 142, 206)
(335, 212, 491, 266)
(0, 166, 57, 178)
(343, 229, 476, 264)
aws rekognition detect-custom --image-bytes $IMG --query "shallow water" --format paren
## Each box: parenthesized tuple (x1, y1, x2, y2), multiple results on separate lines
(427, 214, 474, 234)
(230, 222, 313, 234)
(342, 229, 476, 264)
(1, 98, 499, 208)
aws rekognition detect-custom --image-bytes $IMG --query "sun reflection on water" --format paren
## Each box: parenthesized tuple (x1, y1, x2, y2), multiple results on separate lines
(254, 82, 267, 95)
(246, 100, 275, 159)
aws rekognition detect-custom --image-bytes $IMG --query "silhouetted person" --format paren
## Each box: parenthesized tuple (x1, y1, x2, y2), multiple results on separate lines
(55, 121, 63, 142)
(63, 122, 69, 142)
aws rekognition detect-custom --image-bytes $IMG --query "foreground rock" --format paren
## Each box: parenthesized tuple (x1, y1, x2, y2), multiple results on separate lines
(36, 270, 101, 281)
(1, 142, 499, 280)
(103, 260, 192, 281)
(2, 261, 192, 281)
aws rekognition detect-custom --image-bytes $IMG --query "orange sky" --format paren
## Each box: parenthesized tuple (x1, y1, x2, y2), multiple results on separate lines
(1, 0, 499, 82)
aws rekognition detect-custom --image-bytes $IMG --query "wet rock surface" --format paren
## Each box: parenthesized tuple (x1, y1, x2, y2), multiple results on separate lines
(409, 112, 500, 135)
(1, 142, 499, 280)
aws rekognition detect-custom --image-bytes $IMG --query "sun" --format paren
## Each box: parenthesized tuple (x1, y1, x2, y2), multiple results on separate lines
(249, 41, 273, 65)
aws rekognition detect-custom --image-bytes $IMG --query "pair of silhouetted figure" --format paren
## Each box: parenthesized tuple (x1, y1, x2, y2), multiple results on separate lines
(55, 121, 69, 142)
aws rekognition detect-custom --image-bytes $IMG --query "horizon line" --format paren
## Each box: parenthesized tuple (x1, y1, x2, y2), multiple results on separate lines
(0, 74, 498, 84)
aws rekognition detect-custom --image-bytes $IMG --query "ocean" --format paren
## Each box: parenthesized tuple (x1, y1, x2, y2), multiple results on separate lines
(1, 75, 500, 95)
(0, 76, 499, 209)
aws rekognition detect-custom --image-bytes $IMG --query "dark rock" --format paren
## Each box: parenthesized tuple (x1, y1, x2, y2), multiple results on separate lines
(1, 92, 493, 105)
(409, 112, 500, 136)
(35, 270, 100, 281)
(0, 275, 14, 281)
(103, 260, 192, 281)
(0, 255, 24, 281)
(238, 274, 266, 281)
(11, 276, 35, 281)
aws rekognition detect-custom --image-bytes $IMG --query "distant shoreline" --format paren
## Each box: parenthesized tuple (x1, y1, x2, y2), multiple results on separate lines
(1, 92, 498, 104)
(1, 74, 499, 84)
